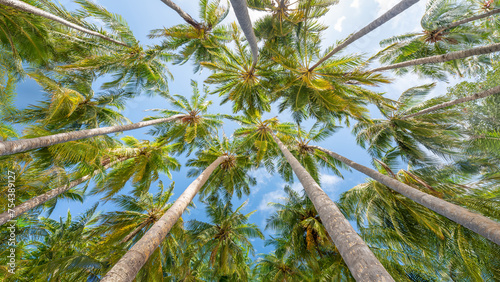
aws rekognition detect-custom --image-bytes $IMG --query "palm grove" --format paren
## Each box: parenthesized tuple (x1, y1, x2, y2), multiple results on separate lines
(0, 0, 499, 280)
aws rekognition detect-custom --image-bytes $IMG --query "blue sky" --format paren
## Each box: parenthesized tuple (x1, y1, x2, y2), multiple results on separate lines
(12, 0, 463, 257)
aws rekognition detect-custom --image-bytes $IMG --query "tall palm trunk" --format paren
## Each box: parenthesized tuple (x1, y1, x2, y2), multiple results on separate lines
(0, 115, 183, 156)
(310, 145, 500, 246)
(229, 0, 259, 69)
(101, 155, 228, 282)
(308, 0, 419, 71)
(159, 0, 200, 29)
(403, 85, 500, 119)
(0, 157, 129, 226)
(441, 8, 500, 30)
(0, 0, 128, 46)
(371, 42, 500, 72)
(270, 132, 394, 282)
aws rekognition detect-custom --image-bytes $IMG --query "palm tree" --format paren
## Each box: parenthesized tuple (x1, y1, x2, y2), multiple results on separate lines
(150, 0, 232, 71)
(275, 122, 347, 183)
(101, 155, 228, 282)
(0, 0, 127, 46)
(353, 83, 463, 163)
(402, 84, 500, 119)
(0, 114, 184, 156)
(373, 0, 495, 79)
(371, 41, 500, 72)
(233, 115, 394, 281)
(269, 29, 390, 122)
(308, 145, 500, 246)
(308, 0, 419, 71)
(255, 251, 308, 282)
(146, 80, 223, 154)
(100, 184, 179, 244)
(229, 0, 259, 68)
(0, 155, 130, 226)
(91, 136, 180, 199)
(186, 136, 256, 201)
(340, 154, 500, 280)
(187, 200, 264, 280)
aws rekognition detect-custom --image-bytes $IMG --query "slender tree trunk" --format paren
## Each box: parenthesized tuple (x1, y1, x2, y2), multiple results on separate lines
(309, 0, 419, 71)
(270, 132, 394, 282)
(120, 220, 151, 244)
(371, 42, 500, 72)
(101, 155, 228, 282)
(229, 0, 259, 68)
(310, 145, 500, 246)
(403, 85, 500, 119)
(0, 115, 183, 156)
(0, 0, 128, 46)
(159, 0, 200, 29)
(0, 157, 129, 226)
(441, 8, 500, 30)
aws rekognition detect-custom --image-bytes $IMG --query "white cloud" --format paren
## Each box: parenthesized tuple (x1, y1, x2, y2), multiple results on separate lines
(350, 0, 360, 8)
(374, 0, 399, 16)
(249, 168, 273, 193)
(320, 173, 342, 192)
(334, 16, 346, 32)
(258, 190, 286, 213)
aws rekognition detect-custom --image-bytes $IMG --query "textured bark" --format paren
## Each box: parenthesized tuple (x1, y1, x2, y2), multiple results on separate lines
(311, 145, 500, 246)
(101, 156, 228, 282)
(371, 42, 500, 72)
(403, 85, 500, 119)
(442, 8, 500, 30)
(309, 0, 419, 71)
(0, 157, 129, 226)
(0, 0, 128, 46)
(229, 0, 259, 68)
(159, 0, 200, 29)
(0, 115, 183, 156)
(271, 133, 394, 282)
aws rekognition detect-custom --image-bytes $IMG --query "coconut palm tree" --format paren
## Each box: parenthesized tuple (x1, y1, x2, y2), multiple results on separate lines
(371, 41, 500, 72)
(186, 136, 257, 201)
(232, 115, 394, 281)
(187, 200, 264, 280)
(254, 251, 308, 282)
(146, 80, 223, 154)
(307, 144, 500, 246)
(308, 0, 419, 71)
(150, 0, 232, 71)
(0, 154, 130, 226)
(340, 153, 500, 280)
(402, 84, 500, 119)
(373, 0, 495, 79)
(0, 0, 127, 46)
(229, 0, 259, 68)
(91, 136, 180, 199)
(353, 83, 463, 164)
(101, 154, 228, 282)
(269, 30, 390, 123)
(275, 122, 347, 183)
(201, 29, 274, 115)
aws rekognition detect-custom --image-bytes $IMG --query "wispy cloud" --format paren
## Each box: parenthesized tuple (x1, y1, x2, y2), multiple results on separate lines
(320, 173, 342, 192)
(334, 16, 347, 32)
(350, 0, 360, 8)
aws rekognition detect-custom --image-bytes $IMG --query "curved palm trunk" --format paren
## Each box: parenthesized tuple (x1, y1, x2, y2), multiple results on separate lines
(229, 0, 259, 68)
(0, 0, 128, 46)
(442, 8, 500, 30)
(0, 115, 183, 156)
(309, 0, 419, 71)
(159, 0, 200, 29)
(310, 145, 500, 246)
(403, 85, 500, 119)
(0, 157, 129, 226)
(101, 155, 228, 282)
(371, 42, 500, 72)
(270, 133, 394, 282)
